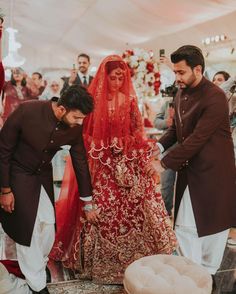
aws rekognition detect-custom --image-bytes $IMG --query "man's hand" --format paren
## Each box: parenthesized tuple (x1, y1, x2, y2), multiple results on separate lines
(146, 160, 164, 174)
(0, 192, 15, 213)
(159, 56, 174, 70)
(151, 144, 161, 159)
(84, 208, 100, 224)
(145, 161, 160, 184)
(69, 69, 78, 84)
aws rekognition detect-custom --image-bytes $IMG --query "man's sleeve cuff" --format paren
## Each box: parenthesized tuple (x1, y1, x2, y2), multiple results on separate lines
(80, 196, 93, 201)
(156, 142, 164, 153)
(160, 160, 168, 170)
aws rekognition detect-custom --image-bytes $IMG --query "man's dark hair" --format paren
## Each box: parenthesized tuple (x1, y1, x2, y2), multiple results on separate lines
(78, 53, 90, 63)
(32, 72, 42, 79)
(57, 85, 94, 114)
(213, 71, 230, 81)
(171, 45, 205, 73)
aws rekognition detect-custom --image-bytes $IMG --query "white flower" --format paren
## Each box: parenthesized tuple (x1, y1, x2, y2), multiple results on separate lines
(130, 55, 139, 63)
(122, 48, 161, 99)
(137, 71, 145, 80)
(137, 61, 146, 71)
(133, 48, 142, 56)
(145, 72, 155, 83)
(143, 52, 151, 62)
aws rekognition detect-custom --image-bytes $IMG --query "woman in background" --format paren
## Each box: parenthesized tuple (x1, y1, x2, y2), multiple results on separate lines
(39, 76, 63, 100)
(1, 67, 40, 123)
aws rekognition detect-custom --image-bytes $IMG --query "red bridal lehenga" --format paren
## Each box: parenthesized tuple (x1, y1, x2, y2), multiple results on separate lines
(50, 55, 177, 284)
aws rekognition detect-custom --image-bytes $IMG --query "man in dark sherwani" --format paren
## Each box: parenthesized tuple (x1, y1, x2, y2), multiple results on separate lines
(156, 45, 236, 288)
(0, 85, 99, 293)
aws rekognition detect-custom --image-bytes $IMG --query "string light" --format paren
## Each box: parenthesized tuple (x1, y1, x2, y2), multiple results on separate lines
(202, 34, 227, 45)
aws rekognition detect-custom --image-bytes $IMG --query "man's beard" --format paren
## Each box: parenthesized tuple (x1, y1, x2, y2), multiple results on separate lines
(79, 67, 87, 74)
(177, 72, 197, 89)
(61, 115, 76, 128)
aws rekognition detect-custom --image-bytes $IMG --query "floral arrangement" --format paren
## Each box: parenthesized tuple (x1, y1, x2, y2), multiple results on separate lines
(122, 48, 161, 98)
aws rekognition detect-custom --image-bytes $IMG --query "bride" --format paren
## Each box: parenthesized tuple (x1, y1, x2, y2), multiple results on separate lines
(50, 55, 176, 284)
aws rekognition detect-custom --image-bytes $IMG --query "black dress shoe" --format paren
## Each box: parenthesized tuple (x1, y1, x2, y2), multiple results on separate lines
(46, 266, 51, 283)
(32, 286, 50, 294)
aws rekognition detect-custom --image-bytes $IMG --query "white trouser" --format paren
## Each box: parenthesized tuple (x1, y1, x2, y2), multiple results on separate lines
(0, 263, 31, 294)
(175, 186, 229, 275)
(15, 186, 55, 292)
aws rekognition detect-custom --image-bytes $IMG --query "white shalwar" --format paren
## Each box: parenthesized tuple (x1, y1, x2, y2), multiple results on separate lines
(15, 186, 55, 292)
(0, 262, 31, 294)
(175, 186, 229, 275)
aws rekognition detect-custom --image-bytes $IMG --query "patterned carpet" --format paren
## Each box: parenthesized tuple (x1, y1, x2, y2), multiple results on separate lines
(48, 280, 125, 294)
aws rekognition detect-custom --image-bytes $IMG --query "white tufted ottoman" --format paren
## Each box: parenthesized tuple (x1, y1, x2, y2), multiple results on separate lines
(123, 254, 212, 294)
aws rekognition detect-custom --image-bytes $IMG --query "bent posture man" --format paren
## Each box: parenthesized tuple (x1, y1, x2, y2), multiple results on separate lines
(0, 85, 98, 293)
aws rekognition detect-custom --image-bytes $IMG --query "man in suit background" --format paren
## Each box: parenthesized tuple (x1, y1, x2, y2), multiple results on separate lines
(61, 53, 93, 94)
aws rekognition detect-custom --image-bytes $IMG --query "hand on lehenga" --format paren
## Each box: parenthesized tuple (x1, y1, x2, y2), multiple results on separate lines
(84, 204, 101, 224)
(150, 144, 161, 160)
(145, 161, 162, 184)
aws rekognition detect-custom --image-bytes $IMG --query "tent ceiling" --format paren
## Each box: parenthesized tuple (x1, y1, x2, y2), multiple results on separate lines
(0, 0, 236, 71)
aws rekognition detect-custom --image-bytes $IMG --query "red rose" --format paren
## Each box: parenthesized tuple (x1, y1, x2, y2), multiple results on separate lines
(154, 80, 161, 87)
(146, 62, 154, 73)
(154, 80, 161, 95)
(130, 68, 135, 77)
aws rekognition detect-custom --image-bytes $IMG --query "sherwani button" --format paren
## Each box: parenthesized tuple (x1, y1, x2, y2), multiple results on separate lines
(50, 140, 54, 143)
(182, 110, 185, 114)
(184, 96, 188, 101)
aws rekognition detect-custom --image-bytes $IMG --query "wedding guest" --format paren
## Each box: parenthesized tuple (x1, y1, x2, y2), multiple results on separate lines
(30, 72, 47, 98)
(212, 70, 230, 87)
(39, 76, 63, 101)
(0, 85, 95, 293)
(50, 55, 176, 284)
(154, 99, 176, 216)
(156, 45, 236, 287)
(1, 68, 41, 123)
(61, 53, 93, 94)
(214, 73, 236, 248)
